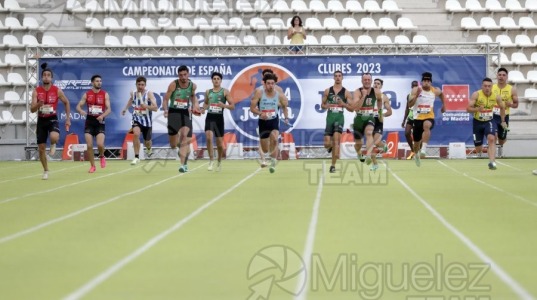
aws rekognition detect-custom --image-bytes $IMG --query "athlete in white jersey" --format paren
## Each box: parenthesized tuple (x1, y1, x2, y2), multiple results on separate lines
(121, 76, 158, 165)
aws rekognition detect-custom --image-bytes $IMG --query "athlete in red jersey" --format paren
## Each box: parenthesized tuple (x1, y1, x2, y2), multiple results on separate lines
(76, 74, 111, 173)
(30, 63, 71, 180)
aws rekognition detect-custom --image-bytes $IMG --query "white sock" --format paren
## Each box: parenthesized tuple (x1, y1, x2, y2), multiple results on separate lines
(422, 143, 428, 152)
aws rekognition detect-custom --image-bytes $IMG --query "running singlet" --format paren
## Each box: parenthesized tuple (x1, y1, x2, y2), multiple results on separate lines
(492, 84, 512, 115)
(473, 90, 497, 121)
(86, 89, 106, 117)
(169, 80, 193, 110)
(413, 87, 436, 120)
(357, 88, 378, 118)
(132, 90, 152, 127)
(406, 93, 414, 120)
(259, 90, 279, 120)
(36, 85, 59, 117)
(326, 86, 347, 116)
(206, 88, 226, 115)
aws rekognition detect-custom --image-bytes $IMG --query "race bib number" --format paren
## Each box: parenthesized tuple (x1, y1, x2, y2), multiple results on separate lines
(329, 105, 343, 113)
(262, 109, 276, 119)
(134, 108, 147, 115)
(174, 99, 188, 109)
(417, 105, 431, 114)
(358, 108, 374, 116)
(208, 104, 222, 113)
(493, 105, 501, 115)
(479, 109, 493, 120)
(89, 105, 103, 115)
(39, 105, 54, 114)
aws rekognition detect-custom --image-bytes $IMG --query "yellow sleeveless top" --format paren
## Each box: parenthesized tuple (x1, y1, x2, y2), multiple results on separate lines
(492, 84, 512, 115)
(290, 27, 304, 44)
(473, 90, 496, 121)
(413, 87, 436, 120)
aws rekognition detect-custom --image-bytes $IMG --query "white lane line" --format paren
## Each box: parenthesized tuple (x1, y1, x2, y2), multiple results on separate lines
(0, 164, 84, 184)
(389, 167, 535, 300)
(496, 160, 523, 171)
(438, 161, 537, 208)
(63, 168, 260, 300)
(295, 161, 324, 300)
(0, 164, 207, 244)
(0, 166, 138, 205)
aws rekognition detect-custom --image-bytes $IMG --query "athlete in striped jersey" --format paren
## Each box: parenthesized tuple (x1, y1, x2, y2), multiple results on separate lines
(408, 72, 445, 167)
(121, 76, 158, 165)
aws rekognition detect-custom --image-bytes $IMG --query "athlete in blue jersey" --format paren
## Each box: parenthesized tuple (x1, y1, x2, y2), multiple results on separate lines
(121, 76, 158, 165)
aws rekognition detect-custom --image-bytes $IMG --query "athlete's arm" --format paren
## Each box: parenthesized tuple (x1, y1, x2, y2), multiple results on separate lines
(97, 92, 112, 121)
(76, 93, 87, 116)
(58, 88, 71, 128)
(279, 92, 289, 120)
(509, 87, 519, 109)
(162, 80, 175, 117)
(320, 88, 330, 109)
(435, 87, 445, 113)
(343, 89, 353, 112)
(408, 86, 420, 108)
(191, 83, 200, 112)
(122, 91, 134, 116)
(250, 89, 263, 117)
(496, 94, 507, 125)
(146, 91, 158, 112)
(223, 89, 235, 110)
(466, 91, 481, 113)
(30, 88, 42, 113)
(402, 95, 410, 127)
(383, 95, 392, 117)
(353, 88, 367, 111)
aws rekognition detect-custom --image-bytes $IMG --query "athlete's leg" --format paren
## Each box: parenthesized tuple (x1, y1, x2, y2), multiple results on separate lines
(332, 132, 341, 167)
(132, 126, 141, 156)
(178, 126, 191, 166)
(85, 133, 95, 168)
(205, 129, 214, 161)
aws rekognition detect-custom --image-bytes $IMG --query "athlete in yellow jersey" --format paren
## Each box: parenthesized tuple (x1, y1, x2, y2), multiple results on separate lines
(466, 77, 506, 170)
(408, 72, 445, 167)
(492, 68, 519, 157)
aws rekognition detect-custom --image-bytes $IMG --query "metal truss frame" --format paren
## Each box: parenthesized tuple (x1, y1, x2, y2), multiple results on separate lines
(24, 43, 501, 152)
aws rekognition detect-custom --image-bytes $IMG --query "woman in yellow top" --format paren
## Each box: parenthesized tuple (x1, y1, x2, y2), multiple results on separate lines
(287, 16, 306, 54)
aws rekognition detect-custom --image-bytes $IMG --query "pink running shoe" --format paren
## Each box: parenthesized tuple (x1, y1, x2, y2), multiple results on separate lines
(89, 165, 96, 173)
(100, 156, 106, 168)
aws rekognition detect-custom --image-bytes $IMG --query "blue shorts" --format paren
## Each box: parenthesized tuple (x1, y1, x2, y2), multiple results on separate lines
(289, 45, 303, 52)
(473, 118, 497, 147)
(493, 114, 509, 140)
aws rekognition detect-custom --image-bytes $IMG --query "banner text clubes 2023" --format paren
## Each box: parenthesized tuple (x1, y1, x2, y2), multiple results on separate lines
(42, 55, 486, 148)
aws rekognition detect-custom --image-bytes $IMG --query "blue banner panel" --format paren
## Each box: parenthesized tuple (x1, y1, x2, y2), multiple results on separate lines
(41, 55, 486, 148)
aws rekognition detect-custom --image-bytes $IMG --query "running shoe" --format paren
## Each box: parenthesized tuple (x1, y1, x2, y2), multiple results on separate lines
(488, 162, 497, 170)
(178, 165, 187, 173)
(406, 152, 415, 160)
(42, 171, 49, 180)
(145, 148, 153, 158)
(329, 166, 336, 173)
(370, 164, 379, 171)
(358, 154, 365, 163)
(208, 161, 214, 171)
(216, 161, 221, 172)
(131, 158, 139, 165)
(49, 143, 56, 156)
(100, 156, 106, 168)
(269, 159, 276, 173)
(89, 165, 96, 173)
(414, 153, 421, 167)
(327, 147, 332, 154)
(365, 156, 372, 165)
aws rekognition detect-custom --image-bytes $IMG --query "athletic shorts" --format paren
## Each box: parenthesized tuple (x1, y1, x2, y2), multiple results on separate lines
(167, 108, 192, 137)
(412, 119, 435, 142)
(85, 115, 105, 137)
(205, 113, 224, 138)
(36, 116, 59, 144)
(493, 114, 509, 141)
(324, 116, 344, 137)
(473, 118, 497, 147)
(132, 121, 152, 141)
(258, 118, 279, 139)
(353, 114, 375, 140)
(373, 117, 383, 136)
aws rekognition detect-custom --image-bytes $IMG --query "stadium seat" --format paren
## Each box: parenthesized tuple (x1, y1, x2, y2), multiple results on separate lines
(175, 17, 196, 30)
(211, 0, 229, 12)
(7, 73, 26, 86)
(212, 17, 231, 30)
(305, 17, 324, 30)
(397, 17, 418, 30)
(291, 0, 310, 13)
(176, 0, 195, 12)
(236, 0, 254, 12)
(122, 0, 139, 12)
(243, 35, 259, 45)
(194, 0, 211, 12)
(272, 0, 292, 12)
(2, 35, 23, 48)
(476, 34, 493, 43)
(229, 17, 248, 30)
(327, 0, 346, 13)
(104, 35, 122, 46)
(103, 0, 121, 12)
(85, 0, 104, 12)
(254, 0, 271, 12)
(511, 52, 532, 65)
(225, 35, 242, 45)
(140, 0, 158, 12)
(515, 34, 534, 47)
(207, 34, 225, 45)
(491, 52, 511, 65)
(158, 0, 174, 12)
(42, 35, 60, 46)
(122, 35, 139, 46)
(499, 17, 519, 30)
(4, 0, 26, 11)
(527, 71, 537, 83)
(309, 0, 328, 12)
(524, 0, 537, 11)
(193, 17, 213, 30)
(394, 35, 411, 44)
(342, 17, 360, 31)
(504, 0, 525, 12)
(320, 35, 337, 44)
(378, 17, 398, 30)
(140, 17, 158, 30)
(323, 17, 342, 31)
(357, 35, 374, 44)
(86, 17, 105, 30)
(5, 17, 25, 30)
(338, 34, 355, 44)
(103, 17, 124, 30)
(250, 17, 268, 30)
(524, 88, 537, 100)
(305, 35, 319, 44)
(445, 0, 466, 12)
(157, 35, 174, 46)
(485, 0, 505, 12)
(157, 17, 175, 29)
(139, 35, 156, 46)
(363, 0, 383, 13)
(530, 52, 537, 64)
(21, 35, 39, 46)
(191, 35, 207, 46)
(465, 0, 486, 12)
(66, 0, 86, 12)
(360, 17, 379, 30)
(122, 17, 140, 30)
(346, 0, 363, 13)
(174, 34, 191, 46)
(265, 35, 281, 45)
(23, 17, 43, 30)
(382, 0, 402, 13)
(461, 17, 480, 30)
(519, 17, 537, 29)
(508, 70, 527, 83)
(376, 35, 392, 44)
(413, 34, 429, 43)
(495, 34, 516, 47)
(480, 17, 500, 30)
